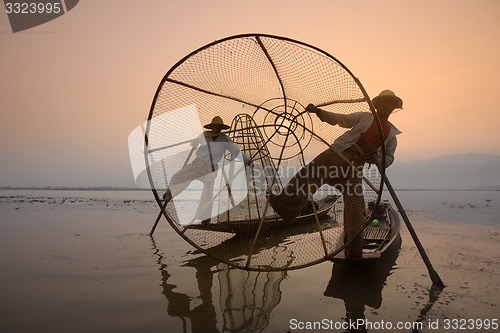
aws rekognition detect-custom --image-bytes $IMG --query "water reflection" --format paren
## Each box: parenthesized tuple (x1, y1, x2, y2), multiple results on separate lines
(324, 236, 402, 333)
(153, 232, 443, 333)
(412, 285, 443, 333)
(153, 239, 286, 332)
(217, 262, 285, 331)
(158, 255, 220, 332)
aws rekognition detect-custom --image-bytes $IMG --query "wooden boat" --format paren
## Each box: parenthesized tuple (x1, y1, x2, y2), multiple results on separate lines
(331, 200, 401, 263)
(185, 195, 338, 234)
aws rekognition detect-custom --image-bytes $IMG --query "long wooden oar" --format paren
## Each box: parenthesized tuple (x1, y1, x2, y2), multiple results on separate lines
(150, 147, 196, 236)
(150, 201, 167, 236)
(384, 176, 445, 288)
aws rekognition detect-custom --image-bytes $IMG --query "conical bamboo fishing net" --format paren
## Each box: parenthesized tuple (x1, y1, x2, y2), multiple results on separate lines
(145, 34, 385, 271)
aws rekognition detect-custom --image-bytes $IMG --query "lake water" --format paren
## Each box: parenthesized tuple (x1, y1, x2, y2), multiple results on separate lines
(0, 189, 499, 332)
(386, 189, 500, 226)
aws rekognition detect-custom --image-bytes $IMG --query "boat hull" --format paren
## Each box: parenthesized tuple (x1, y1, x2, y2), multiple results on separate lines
(331, 203, 401, 263)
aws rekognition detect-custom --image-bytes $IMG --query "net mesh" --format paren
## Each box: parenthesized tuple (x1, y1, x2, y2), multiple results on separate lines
(146, 34, 384, 271)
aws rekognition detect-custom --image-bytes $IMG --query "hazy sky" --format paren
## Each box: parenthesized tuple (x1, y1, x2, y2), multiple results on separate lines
(1, 0, 499, 187)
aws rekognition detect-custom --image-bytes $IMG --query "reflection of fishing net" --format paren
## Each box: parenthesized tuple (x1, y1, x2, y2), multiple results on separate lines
(146, 34, 385, 271)
(217, 262, 285, 332)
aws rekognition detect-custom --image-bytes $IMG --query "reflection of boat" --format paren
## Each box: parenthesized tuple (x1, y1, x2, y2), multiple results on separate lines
(324, 235, 401, 331)
(188, 212, 339, 271)
(332, 200, 401, 263)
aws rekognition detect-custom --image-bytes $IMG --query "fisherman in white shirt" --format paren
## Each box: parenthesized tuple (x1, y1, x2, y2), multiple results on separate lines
(163, 116, 251, 224)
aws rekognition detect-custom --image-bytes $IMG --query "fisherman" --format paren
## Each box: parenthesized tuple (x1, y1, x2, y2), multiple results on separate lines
(163, 116, 251, 224)
(269, 90, 403, 257)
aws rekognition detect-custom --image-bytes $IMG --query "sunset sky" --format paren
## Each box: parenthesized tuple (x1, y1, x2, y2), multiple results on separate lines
(1, 0, 499, 187)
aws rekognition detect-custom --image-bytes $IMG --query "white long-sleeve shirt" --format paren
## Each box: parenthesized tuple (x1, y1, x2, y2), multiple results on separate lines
(192, 132, 248, 166)
(316, 110, 401, 167)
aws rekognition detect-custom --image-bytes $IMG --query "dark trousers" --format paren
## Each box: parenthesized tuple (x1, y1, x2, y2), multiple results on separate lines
(269, 146, 366, 257)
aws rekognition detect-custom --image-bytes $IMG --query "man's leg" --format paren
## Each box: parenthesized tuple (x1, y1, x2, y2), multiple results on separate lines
(194, 174, 216, 221)
(163, 159, 204, 202)
(338, 163, 365, 258)
(269, 148, 352, 223)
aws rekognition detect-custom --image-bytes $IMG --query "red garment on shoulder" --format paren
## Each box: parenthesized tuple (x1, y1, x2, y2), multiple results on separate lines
(355, 119, 391, 153)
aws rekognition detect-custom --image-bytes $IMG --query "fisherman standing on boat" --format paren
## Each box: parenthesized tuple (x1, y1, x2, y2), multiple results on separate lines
(269, 90, 403, 257)
(163, 116, 251, 224)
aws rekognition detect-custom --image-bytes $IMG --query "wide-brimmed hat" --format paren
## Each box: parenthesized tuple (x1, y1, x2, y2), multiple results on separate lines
(204, 116, 230, 130)
(372, 90, 403, 109)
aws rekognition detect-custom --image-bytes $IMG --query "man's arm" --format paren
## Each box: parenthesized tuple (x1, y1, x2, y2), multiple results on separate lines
(305, 104, 364, 128)
(224, 136, 252, 166)
(190, 133, 204, 148)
